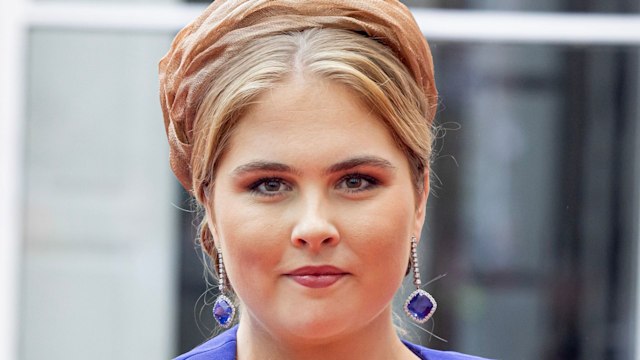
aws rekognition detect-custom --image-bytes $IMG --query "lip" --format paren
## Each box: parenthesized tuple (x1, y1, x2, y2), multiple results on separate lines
(285, 266, 350, 289)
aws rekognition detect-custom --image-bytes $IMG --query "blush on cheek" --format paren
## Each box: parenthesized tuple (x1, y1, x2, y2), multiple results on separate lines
(222, 243, 271, 298)
(218, 221, 284, 284)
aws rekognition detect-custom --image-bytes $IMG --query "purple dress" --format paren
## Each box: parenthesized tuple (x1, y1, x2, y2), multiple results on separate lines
(175, 325, 491, 360)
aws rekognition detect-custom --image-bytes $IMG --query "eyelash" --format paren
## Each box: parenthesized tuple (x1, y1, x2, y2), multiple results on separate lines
(248, 177, 291, 197)
(247, 173, 380, 197)
(337, 173, 379, 193)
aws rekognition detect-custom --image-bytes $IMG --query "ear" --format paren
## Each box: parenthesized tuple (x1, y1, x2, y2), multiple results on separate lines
(413, 169, 430, 239)
(202, 187, 221, 252)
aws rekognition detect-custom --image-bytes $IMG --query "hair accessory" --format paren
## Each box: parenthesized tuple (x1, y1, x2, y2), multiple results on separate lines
(404, 236, 437, 323)
(159, 0, 437, 192)
(213, 249, 236, 328)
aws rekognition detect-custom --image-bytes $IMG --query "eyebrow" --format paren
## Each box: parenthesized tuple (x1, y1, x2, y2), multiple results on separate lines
(323, 156, 396, 175)
(231, 161, 301, 178)
(231, 156, 396, 178)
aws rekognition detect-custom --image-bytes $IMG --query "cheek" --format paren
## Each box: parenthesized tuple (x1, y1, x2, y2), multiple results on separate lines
(343, 188, 415, 272)
(211, 191, 288, 289)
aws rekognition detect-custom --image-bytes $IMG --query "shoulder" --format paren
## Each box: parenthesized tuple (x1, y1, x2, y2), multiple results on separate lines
(174, 326, 238, 360)
(403, 339, 493, 360)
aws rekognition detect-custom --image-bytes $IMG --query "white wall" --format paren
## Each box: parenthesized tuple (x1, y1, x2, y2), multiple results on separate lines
(0, 0, 26, 358)
(19, 29, 179, 359)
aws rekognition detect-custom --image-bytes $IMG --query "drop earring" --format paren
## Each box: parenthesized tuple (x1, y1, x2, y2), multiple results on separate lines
(213, 249, 236, 328)
(404, 236, 437, 323)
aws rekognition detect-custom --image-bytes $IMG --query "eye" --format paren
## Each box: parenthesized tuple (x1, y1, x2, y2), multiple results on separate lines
(249, 177, 292, 196)
(336, 174, 379, 192)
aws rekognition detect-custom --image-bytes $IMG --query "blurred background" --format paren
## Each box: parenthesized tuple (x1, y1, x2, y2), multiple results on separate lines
(1, 0, 639, 359)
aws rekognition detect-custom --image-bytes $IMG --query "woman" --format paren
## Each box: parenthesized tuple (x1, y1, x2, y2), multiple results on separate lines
(160, 1, 489, 359)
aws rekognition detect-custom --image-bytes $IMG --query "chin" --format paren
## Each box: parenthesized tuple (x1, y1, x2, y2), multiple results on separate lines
(284, 308, 390, 346)
(276, 313, 355, 343)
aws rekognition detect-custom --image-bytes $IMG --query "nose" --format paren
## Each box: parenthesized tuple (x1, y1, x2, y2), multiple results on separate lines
(290, 193, 340, 251)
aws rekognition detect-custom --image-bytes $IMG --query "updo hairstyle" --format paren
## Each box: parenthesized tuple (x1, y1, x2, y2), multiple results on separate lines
(189, 28, 437, 260)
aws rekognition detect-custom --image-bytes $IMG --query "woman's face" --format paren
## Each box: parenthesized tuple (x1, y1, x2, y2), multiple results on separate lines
(207, 75, 428, 342)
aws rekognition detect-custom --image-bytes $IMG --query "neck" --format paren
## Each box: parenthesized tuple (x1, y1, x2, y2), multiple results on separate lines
(236, 307, 419, 360)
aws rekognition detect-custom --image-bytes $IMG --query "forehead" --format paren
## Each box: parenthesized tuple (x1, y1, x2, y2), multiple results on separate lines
(247, 75, 372, 130)
(217, 76, 407, 169)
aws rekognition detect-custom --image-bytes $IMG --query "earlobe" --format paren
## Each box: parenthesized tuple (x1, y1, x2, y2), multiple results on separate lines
(202, 191, 221, 254)
(200, 221, 217, 256)
(413, 170, 430, 237)
(204, 210, 221, 250)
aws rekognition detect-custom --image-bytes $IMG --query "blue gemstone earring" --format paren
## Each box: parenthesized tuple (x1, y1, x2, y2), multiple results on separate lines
(404, 236, 437, 324)
(213, 249, 236, 328)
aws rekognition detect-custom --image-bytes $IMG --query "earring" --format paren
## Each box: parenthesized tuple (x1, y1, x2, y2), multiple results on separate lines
(404, 236, 437, 324)
(213, 249, 236, 328)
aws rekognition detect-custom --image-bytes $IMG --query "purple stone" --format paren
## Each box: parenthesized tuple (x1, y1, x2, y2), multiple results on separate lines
(213, 297, 233, 326)
(407, 292, 434, 320)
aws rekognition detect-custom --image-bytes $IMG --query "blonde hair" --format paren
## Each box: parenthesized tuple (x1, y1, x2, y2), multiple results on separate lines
(191, 27, 437, 271)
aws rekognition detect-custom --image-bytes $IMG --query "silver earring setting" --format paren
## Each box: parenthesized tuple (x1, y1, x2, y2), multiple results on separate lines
(213, 249, 236, 328)
(404, 236, 437, 323)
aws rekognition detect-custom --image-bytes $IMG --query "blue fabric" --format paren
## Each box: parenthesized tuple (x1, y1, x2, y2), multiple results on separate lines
(401, 339, 490, 360)
(175, 325, 491, 360)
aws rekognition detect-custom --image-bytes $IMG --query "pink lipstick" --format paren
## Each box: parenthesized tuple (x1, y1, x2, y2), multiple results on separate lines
(285, 265, 349, 288)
